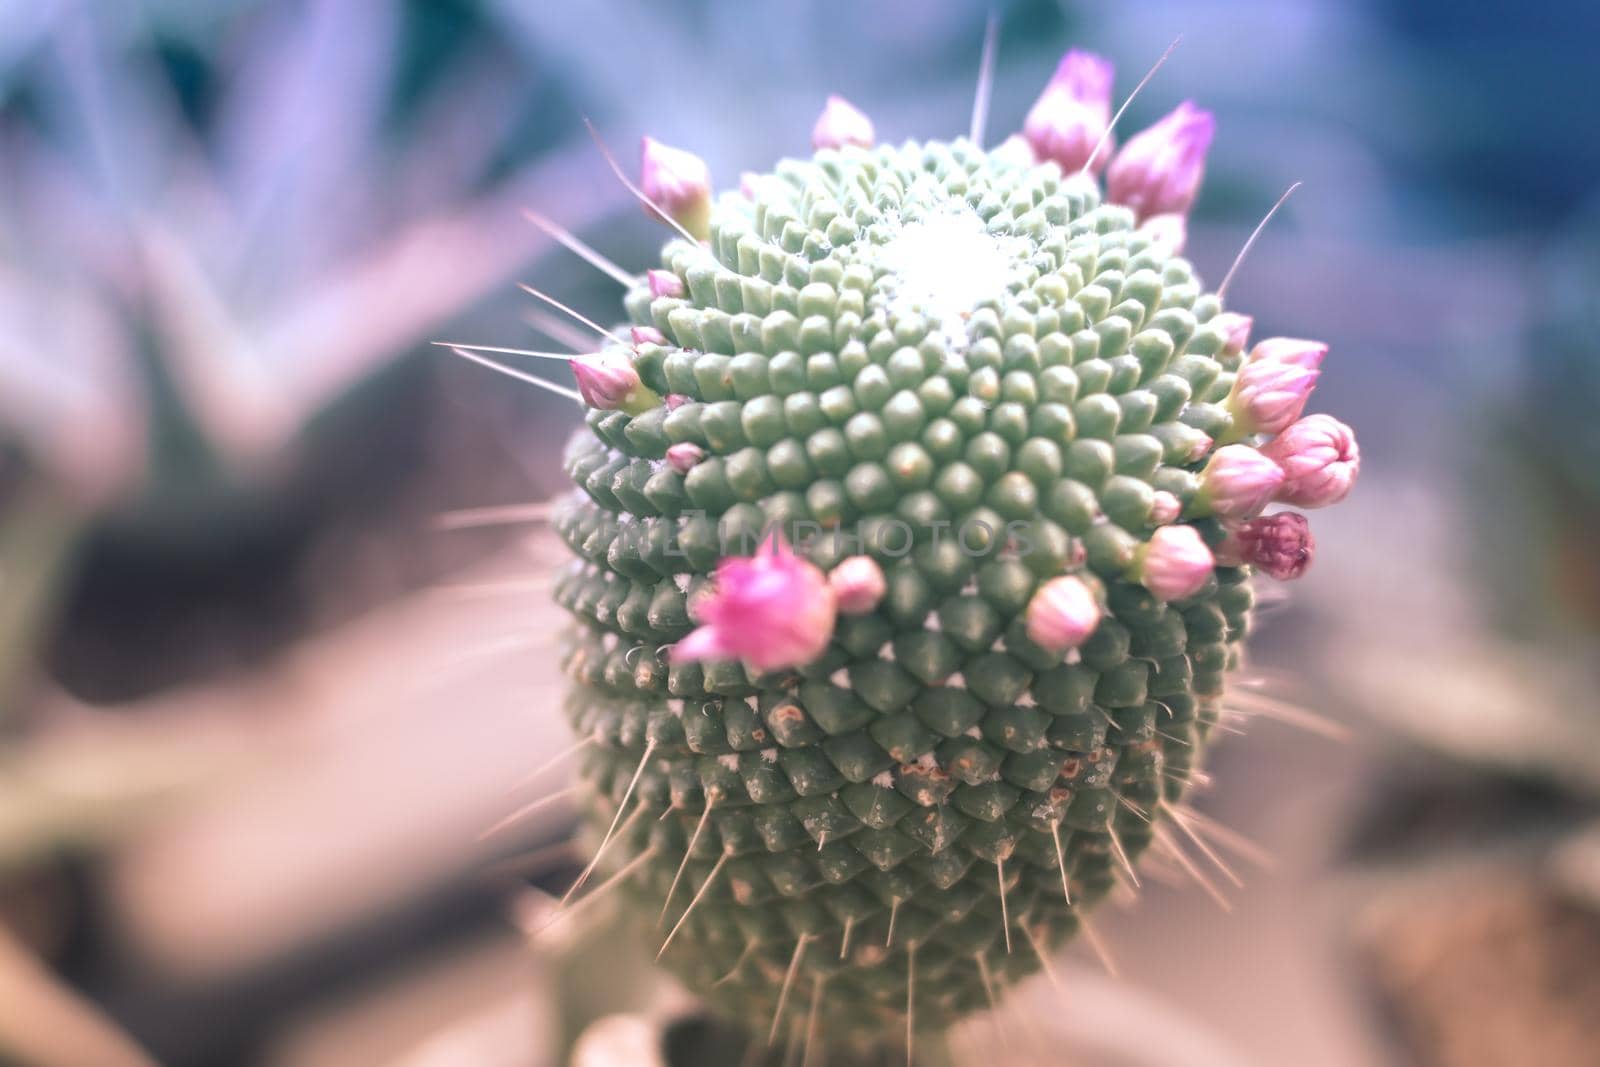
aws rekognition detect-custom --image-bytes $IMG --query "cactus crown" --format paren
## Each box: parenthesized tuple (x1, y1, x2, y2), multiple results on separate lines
(533, 50, 1358, 1061)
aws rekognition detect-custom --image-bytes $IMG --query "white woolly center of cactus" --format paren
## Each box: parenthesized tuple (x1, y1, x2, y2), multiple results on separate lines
(881, 206, 1024, 350)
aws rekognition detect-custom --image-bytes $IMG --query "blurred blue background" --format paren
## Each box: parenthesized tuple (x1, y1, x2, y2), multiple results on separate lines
(2, 2, 1598, 1066)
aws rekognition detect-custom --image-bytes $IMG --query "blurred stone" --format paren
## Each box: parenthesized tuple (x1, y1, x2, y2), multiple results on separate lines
(570, 1016, 665, 1067)
(1358, 872, 1600, 1067)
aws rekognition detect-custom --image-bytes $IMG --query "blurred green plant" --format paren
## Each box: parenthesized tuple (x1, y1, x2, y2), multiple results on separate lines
(1347, 194, 1600, 794)
(1331, 191, 1600, 1067)
(0, 0, 620, 709)
(1471, 196, 1600, 641)
(0, 7, 621, 1051)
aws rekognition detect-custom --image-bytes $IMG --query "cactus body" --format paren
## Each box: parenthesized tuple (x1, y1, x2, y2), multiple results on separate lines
(554, 137, 1269, 1047)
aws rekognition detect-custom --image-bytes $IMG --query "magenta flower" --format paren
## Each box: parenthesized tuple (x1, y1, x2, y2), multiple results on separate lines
(639, 136, 712, 239)
(1218, 512, 1315, 580)
(631, 325, 668, 347)
(646, 269, 685, 299)
(1135, 525, 1215, 601)
(1260, 415, 1360, 508)
(1106, 101, 1216, 221)
(1196, 444, 1285, 520)
(812, 95, 875, 151)
(671, 535, 837, 671)
(1250, 337, 1327, 371)
(569, 353, 657, 414)
(1025, 575, 1102, 653)
(829, 555, 888, 615)
(1228, 358, 1320, 436)
(665, 442, 704, 473)
(1213, 312, 1254, 358)
(1022, 50, 1115, 174)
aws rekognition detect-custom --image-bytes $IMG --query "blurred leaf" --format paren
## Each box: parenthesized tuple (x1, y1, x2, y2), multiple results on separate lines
(1316, 478, 1600, 798)
(0, 703, 261, 872)
(0, 0, 616, 511)
(0, 923, 161, 1067)
(0, 483, 81, 717)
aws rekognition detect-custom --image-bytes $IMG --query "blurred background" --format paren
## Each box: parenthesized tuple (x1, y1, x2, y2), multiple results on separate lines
(2, 1, 1598, 1065)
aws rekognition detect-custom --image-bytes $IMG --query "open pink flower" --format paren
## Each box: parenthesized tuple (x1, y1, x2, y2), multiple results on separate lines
(829, 556, 887, 615)
(1229, 358, 1319, 436)
(1261, 415, 1360, 507)
(671, 535, 837, 671)
(1022, 50, 1115, 173)
(1025, 575, 1102, 653)
(812, 95, 875, 150)
(1106, 101, 1215, 221)
(1136, 525, 1214, 601)
(1217, 512, 1315, 579)
(639, 136, 712, 239)
(1196, 444, 1285, 520)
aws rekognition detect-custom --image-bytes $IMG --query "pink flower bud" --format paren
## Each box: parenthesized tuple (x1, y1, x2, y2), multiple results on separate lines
(1184, 431, 1216, 462)
(1106, 101, 1215, 222)
(1249, 337, 1327, 371)
(1150, 490, 1182, 525)
(646, 269, 685, 299)
(829, 555, 887, 615)
(1064, 538, 1088, 570)
(739, 171, 760, 198)
(569, 353, 642, 411)
(1218, 512, 1314, 579)
(989, 134, 1037, 167)
(1228, 358, 1319, 436)
(665, 442, 704, 473)
(631, 325, 668, 347)
(663, 393, 691, 411)
(812, 95, 875, 151)
(639, 136, 712, 239)
(1197, 443, 1285, 520)
(1135, 525, 1214, 601)
(1260, 414, 1359, 508)
(1024, 575, 1102, 653)
(1213, 312, 1253, 357)
(1138, 212, 1187, 254)
(1022, 50, 1115, 174)
(671, 535, 837, 671)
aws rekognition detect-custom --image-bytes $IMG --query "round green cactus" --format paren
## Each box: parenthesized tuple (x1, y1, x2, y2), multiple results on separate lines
(526, 49, 1357, 1063)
